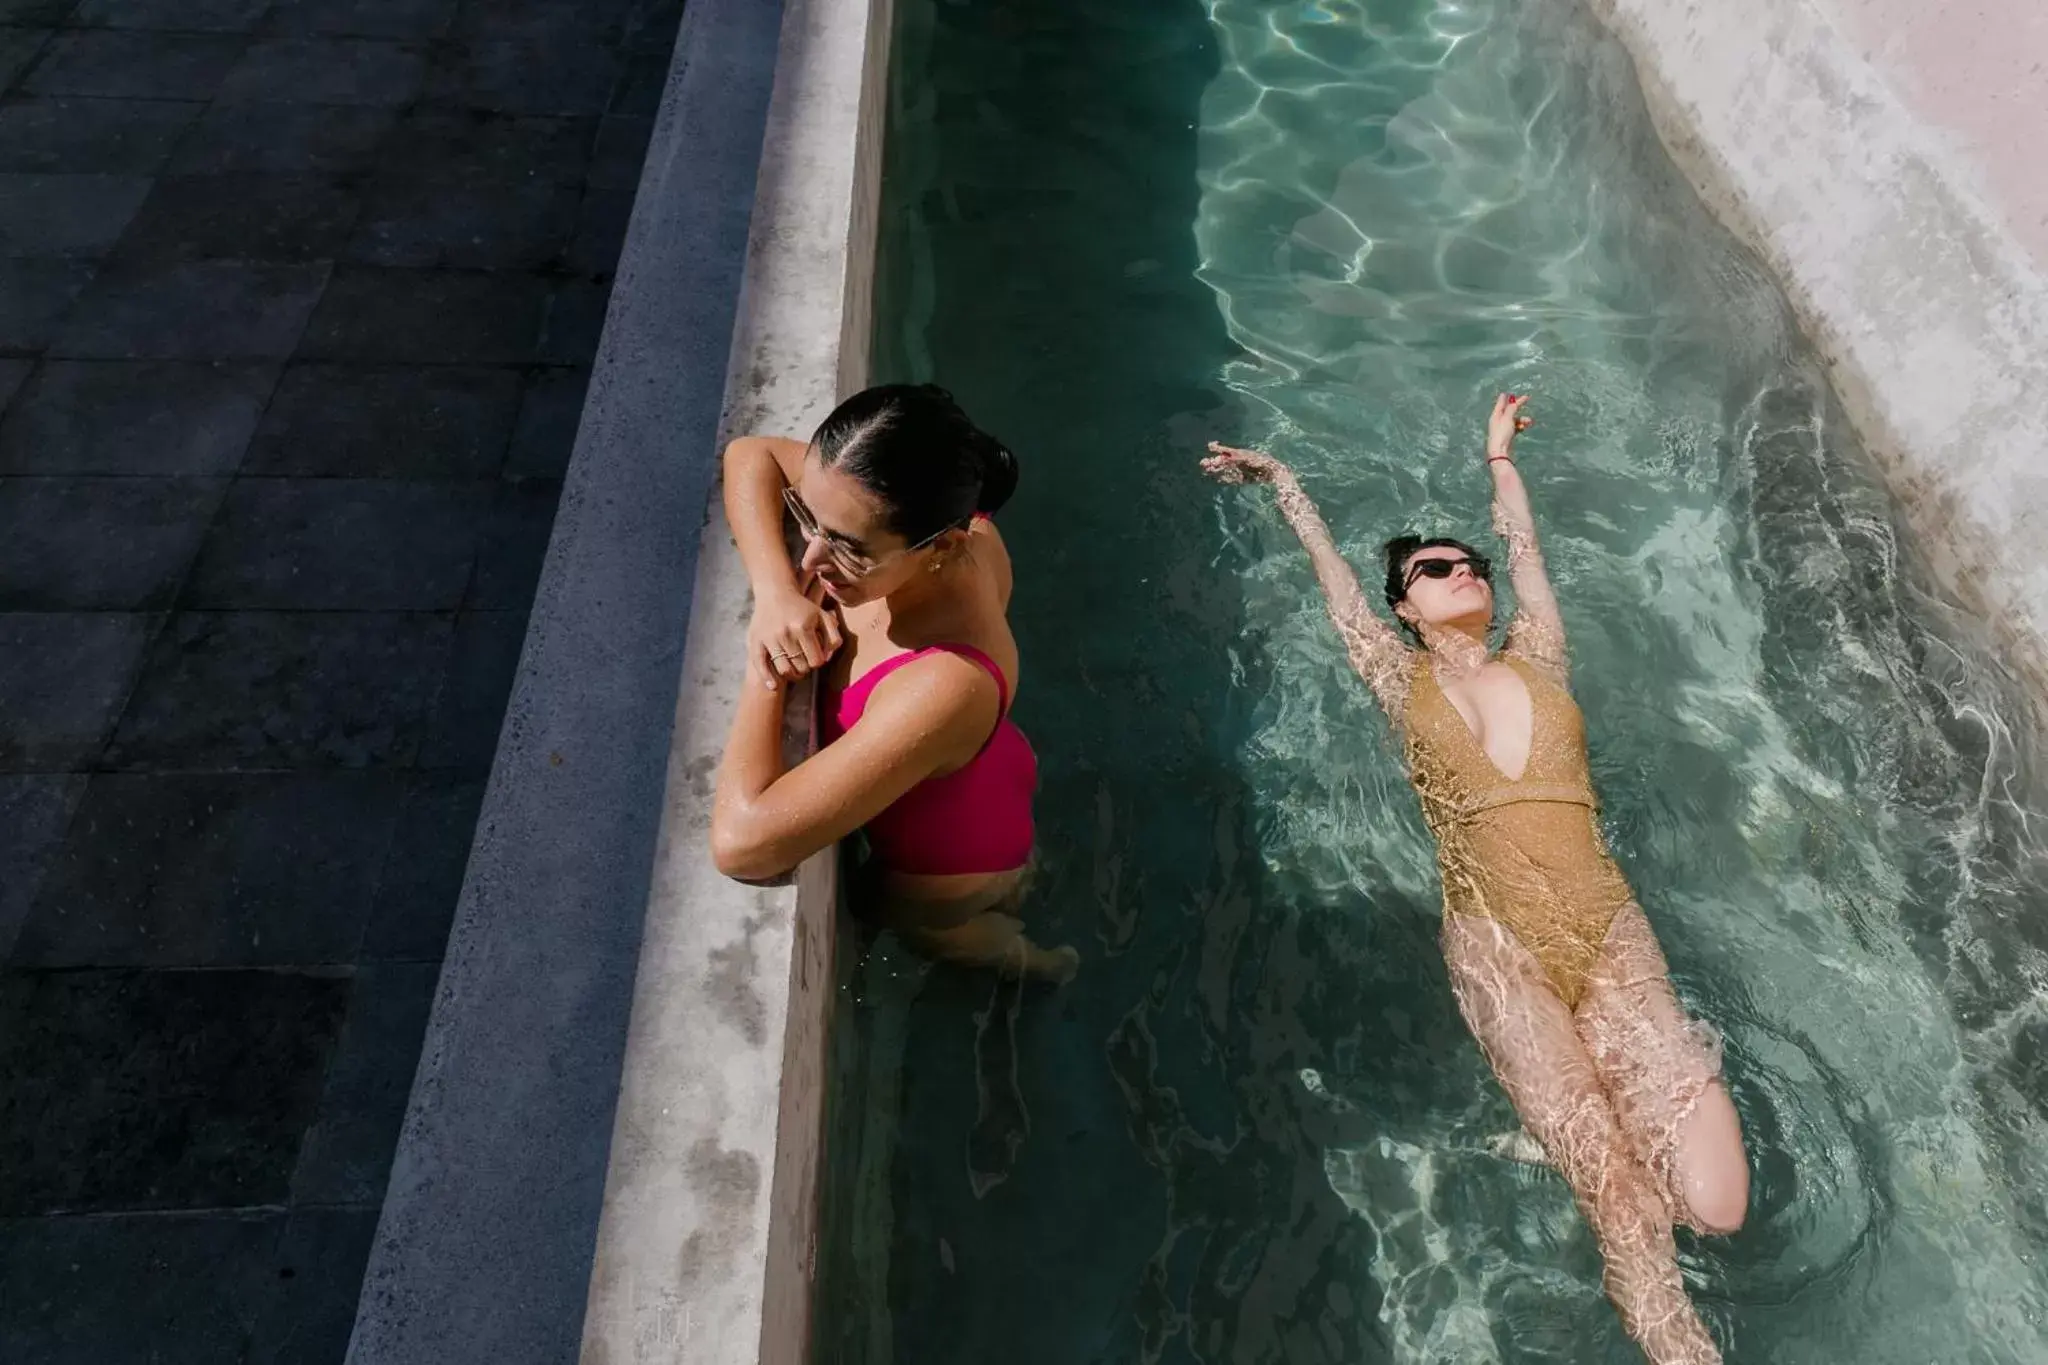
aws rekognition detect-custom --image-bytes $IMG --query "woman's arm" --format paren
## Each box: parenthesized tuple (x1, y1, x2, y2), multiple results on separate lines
(710, 652, 999, 881)
(722, 435, 843, 690)
(1202, 443, 1414, 715)
(1485, 395, 1568, 681)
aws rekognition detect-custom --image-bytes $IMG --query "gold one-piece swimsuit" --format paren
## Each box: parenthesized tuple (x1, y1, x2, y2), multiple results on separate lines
(1403, 650, 1633, 1008)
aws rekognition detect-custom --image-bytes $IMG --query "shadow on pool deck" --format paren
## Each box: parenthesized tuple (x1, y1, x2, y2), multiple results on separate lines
(0, 1, 681, 1359)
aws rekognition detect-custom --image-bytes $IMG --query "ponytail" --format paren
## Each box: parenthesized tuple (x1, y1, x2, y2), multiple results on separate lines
(969, 430, 1018, 515)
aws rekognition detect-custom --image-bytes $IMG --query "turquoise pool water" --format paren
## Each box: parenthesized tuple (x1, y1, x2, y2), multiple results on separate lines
(816, 1, 2048, 1361)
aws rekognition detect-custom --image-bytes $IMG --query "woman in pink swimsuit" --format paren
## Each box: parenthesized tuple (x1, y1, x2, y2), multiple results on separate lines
(711, 385, 1079, 982)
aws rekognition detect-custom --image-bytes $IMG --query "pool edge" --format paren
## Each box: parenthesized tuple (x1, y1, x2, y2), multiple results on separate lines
(573, 1, 892, 1364)
(1585, 0, 2048, 711)
(340, 0, 882, 1360)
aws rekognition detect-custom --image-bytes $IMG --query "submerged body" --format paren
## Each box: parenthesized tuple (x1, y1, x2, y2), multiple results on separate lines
(1204, 393, 1746, 1365)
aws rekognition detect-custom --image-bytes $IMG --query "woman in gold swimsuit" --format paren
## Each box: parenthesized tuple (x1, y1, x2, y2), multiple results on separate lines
(1204, 394, 1749, 1365)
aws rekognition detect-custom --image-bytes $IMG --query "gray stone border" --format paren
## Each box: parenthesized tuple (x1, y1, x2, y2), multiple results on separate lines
(1587, 0, 2048, 711)
(575, 0, 894, 1360)
(343, 0, 822, 1361)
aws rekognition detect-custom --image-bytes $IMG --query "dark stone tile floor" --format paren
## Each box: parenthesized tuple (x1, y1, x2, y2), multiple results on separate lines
(0, 0, 680, 1358)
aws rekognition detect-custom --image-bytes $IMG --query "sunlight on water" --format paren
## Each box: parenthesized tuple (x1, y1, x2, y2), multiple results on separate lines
(816, 2, 2048, 1362)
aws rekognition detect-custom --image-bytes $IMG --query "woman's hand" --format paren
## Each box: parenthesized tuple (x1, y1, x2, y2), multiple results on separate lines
(1202, 442, 1297, 486)
(1487, 392, 1532, 462)
(748, 575, 843, 691)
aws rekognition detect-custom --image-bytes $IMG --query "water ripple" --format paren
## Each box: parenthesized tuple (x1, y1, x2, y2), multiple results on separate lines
(1193, 0, 2048, 1359)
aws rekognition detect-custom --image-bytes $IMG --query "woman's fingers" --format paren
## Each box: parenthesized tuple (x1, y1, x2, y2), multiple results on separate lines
(1206, 441, 1269, 461)
(1490, 392, 1532, 436)
(752, 609, 840, 694)
(1200, 450, 1263, 484)
(1203, 441, 1299, 489)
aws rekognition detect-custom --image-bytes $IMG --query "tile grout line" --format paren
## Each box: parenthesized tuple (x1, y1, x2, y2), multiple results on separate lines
(85, 61, 362, 771)
(283, 959, 371, 1210)
(1, 1197, 385, 1223)
(1, 28, 58, 101)
(74, 239, 288, 765)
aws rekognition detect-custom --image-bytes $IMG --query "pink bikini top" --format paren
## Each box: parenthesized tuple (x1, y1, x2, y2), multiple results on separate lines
(821, 642, 1038, 877)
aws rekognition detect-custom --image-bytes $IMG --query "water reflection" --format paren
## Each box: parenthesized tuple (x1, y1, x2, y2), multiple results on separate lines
(816, 1, 2048, 1362)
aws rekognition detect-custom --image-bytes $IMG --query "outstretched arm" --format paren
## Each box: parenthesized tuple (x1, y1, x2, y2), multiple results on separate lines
(1203, 443, 1414, 715)
(1485, 394, 1568, 682)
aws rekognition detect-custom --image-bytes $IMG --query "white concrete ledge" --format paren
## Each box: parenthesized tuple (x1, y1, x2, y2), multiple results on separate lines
(577, 1, 895, 1364)
(344, 1, 789, 1361)
(1586, 0, 2048, 695)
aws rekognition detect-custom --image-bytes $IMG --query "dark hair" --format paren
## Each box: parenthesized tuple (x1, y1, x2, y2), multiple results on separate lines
(1383, 534, 1487, 640)
(809, 384, 1018, 544)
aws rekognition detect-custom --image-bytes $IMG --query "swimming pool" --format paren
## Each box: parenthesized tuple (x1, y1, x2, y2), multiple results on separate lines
(814, 1, 2048, 1361)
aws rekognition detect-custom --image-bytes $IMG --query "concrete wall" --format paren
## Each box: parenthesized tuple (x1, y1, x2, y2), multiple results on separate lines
(344, 0, 787, 1360)
(576, 1, 893, 1363)
(1588, 0, 2048, 693)
(345, 0, 893, 1360)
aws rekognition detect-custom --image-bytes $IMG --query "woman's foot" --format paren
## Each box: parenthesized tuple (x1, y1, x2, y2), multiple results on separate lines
(1485, 1128, 1552, 1166)
(1012, 942, 1080, 985)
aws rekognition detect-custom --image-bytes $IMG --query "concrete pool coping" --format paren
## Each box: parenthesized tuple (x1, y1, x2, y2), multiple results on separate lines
(575, 0, 893, 1360)
(1589, 0, 2048, 714)
(344, 0, 888, 1360)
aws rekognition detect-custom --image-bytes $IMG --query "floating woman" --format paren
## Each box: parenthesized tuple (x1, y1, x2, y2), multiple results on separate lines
(1203, 393, 1748, 1364)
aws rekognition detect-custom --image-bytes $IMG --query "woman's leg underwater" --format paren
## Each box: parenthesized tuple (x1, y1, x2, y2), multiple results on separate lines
(874, 862, 1079, 983)
(1444, 912, 1721, 1365)
(898, 911, 1079, 982)
(1576, 903, 1748, 1235)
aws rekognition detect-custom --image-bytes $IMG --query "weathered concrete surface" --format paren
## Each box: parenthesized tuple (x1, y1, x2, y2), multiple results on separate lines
(1824, 0, 2048, 263)
(341, 1, 784, 1362)
(575, 0, 893, 1360)
(1588, 0, 2048, 691)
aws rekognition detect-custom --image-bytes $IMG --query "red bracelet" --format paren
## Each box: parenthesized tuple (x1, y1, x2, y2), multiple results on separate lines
(1487, 455, 1514, 465)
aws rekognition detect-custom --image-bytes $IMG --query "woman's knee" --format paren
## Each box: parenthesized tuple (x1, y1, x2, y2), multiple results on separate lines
(1685, 1179, 1747, 1236)
(902, 914, 1078, 983)
(900, 912, 1025, 965)
(1677, 1085, 1749, 1234)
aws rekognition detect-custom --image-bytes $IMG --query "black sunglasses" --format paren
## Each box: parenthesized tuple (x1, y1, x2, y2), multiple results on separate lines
(1403, 554, 1492, 591)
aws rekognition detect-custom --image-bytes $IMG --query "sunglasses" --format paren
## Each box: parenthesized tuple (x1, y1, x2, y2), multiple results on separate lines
(782, 486, 952, 578)
(1402, 554, 1492, 592)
